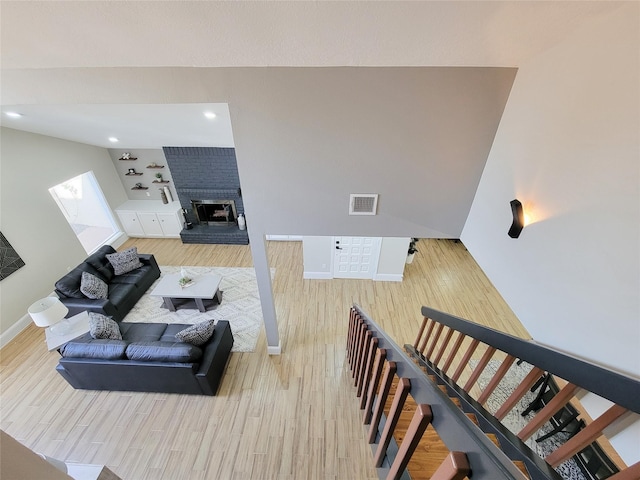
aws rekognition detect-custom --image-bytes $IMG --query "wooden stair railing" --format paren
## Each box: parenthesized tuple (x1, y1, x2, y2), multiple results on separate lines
(346, 305, 558, 480)
(408, 306, 640, 480)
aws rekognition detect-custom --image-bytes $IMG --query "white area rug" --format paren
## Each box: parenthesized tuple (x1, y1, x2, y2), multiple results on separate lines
(123, 266, 268, 352)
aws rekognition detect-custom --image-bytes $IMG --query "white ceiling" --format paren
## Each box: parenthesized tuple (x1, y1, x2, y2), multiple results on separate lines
(0, 103, 235, 149)
(0, 1, 626, 149)
(0, 1, 624, 68)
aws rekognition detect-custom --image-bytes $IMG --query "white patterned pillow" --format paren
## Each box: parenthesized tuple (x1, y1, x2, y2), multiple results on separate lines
(106, 247, 143, 275)
(175, 319, 216, 346)
(89, 312, 122, 340)
(80, 271, 108, 299)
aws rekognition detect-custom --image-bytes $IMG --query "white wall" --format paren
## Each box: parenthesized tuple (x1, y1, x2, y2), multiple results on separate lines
(0, 128, 127, 341)
(108, 148, 176, 202)
(374, 237, 411, 282)
(461, 5, 639, 462)
(1, 67, 515, 241)
(302, 236, 333, 279)
(1, 67, 514, 351)
(463, 3, 639, 377)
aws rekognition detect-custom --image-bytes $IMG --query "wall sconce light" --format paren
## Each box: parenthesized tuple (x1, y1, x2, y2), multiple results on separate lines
(508, 199, 525, 238)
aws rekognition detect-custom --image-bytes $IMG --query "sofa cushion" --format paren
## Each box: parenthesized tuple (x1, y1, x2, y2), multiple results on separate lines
(61, 339, 128, 360)
(80, 272, 108, 299)
(174, 319, 216, 346)
(106, 247, 144, 275)
(89, 313, 122, 340)
(55, 264, 102, 299)
(159, 324, 193, 342)
(85, 245, 116, 282)
(120, 323, 168, 342)
(110, 265, 155, 286)
(107, 282, 137, 307)
(125, 341, 203, 362)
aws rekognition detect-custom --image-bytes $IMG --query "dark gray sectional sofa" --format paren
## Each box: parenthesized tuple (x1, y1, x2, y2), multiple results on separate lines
(56, 320, 234, 396)
(54, 245, 161, 321)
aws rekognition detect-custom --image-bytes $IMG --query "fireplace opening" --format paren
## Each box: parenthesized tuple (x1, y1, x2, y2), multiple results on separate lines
(191, 199, 238, 226)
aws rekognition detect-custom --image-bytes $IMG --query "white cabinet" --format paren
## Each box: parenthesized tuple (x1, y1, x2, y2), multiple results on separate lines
(157, 212, 183, 236)
(116, 211, 145, 236)
(137, 212, 165, 236)
(116, 201, 183, 238)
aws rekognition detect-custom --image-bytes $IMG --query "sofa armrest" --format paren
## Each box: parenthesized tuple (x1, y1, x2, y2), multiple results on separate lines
(138, 253, 161, 277)
(195, 320, 234, 395)
(58, 297, 118, 320)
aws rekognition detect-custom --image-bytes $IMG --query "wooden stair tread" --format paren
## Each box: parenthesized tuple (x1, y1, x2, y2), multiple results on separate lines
(384, 394, 452, 480)
(466, 413, 479, 426)
(378, 354, 529, 480)
(405, 425, 452, 480)
(513, 461, 531, 479)
(486, 433, 501, 448)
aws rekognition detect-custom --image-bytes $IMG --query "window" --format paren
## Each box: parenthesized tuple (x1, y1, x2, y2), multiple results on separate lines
(49, 171, 121, 254)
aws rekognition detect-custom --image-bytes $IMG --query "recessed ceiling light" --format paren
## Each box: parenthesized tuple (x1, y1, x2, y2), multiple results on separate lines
(108, 137, 119, 143)
(204, 111, 217, 119)
(5, 112, 23, 118)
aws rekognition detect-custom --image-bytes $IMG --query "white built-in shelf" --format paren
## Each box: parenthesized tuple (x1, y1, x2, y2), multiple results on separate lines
(125, 173, 143, 176)
(152, 180, 170, 184)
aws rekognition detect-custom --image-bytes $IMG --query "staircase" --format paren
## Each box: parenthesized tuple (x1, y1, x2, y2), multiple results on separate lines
(346, 305, 640, 480)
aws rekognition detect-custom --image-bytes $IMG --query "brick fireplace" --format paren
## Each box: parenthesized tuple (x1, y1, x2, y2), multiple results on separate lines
(163, 147, 249, 245)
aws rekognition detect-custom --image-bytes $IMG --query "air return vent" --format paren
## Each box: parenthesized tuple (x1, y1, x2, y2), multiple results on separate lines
(349, 194, 378, 215)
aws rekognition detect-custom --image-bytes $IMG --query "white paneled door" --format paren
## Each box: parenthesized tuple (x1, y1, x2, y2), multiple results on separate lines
(333, 237, 381, 279)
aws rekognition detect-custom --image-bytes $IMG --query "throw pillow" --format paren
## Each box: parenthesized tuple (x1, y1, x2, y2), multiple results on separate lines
(80, 271, 108, 299)
(106, 247, 143, 275)
(88, 312, 122, 340)
(175, 319, 216, 346)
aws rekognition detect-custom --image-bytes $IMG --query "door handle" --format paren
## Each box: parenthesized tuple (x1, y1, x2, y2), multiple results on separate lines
(336, 246, 342, 250)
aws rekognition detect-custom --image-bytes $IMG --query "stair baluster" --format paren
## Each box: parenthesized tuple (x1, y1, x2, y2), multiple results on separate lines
(386, 404, 434, 480)
(368, 361, 397, 444)
(374, 378, 411, 467)
(359, 336, 379, 400)
(356, 330, 373, 387)
(477, 354, 516, 405)
(363, 348, 387, 424)
(432, 326, 455, 367)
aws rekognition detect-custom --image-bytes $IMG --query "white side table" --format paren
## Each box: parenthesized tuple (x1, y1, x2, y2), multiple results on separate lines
(45, 310, 90, 351)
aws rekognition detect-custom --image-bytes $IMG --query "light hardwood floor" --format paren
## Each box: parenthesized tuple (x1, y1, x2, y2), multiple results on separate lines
(0, 238, 529, 479)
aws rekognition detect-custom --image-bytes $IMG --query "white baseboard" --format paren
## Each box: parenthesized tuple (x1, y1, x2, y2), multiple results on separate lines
(0, 313, 33, 349)
(267, 343, 282, 355)
(373, 273, 404, 282)
(303, 272, 332, 280)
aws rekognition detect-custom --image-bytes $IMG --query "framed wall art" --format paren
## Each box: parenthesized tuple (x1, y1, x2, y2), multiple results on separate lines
(0, 232, 26, 280)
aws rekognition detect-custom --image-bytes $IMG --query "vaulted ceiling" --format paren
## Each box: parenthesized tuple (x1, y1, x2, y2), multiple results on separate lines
(0, 1, 624, 68)
(0, 2, 626, 149)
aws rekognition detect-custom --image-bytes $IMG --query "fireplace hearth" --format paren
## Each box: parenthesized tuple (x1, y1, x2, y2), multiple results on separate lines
(192, 199, 238, 226)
